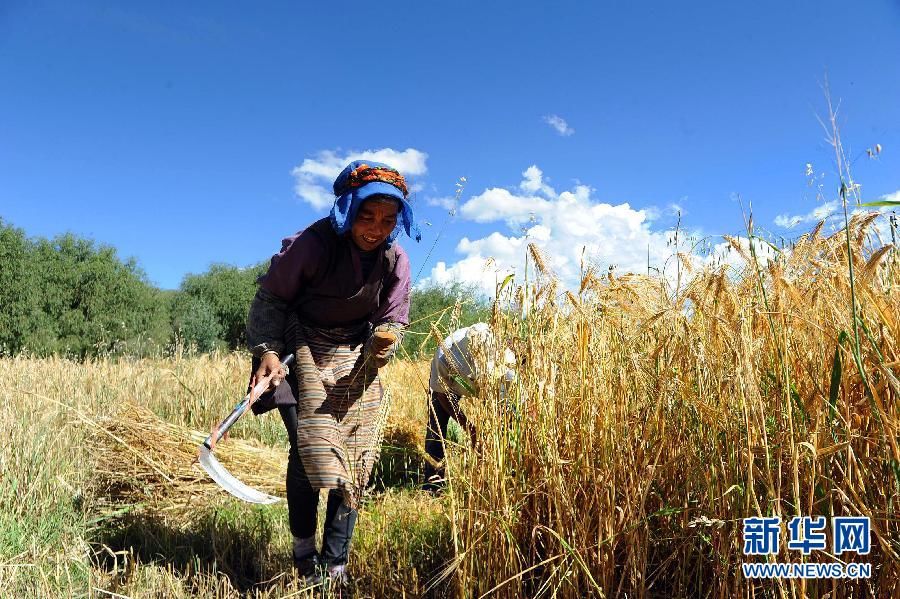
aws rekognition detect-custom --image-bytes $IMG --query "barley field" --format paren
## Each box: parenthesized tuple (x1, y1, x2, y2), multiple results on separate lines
(2, 214, 899, 598)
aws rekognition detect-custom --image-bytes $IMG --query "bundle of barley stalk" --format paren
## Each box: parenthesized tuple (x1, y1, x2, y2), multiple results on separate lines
(85, 401, 285, 521)
(86, 388, 396, 522)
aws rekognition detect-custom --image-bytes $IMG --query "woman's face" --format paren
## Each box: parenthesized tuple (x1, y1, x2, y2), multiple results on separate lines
(350, 198, 399, 250)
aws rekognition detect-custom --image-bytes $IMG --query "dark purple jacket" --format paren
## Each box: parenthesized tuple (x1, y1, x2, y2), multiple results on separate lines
(246, 218, 410, 413)
(258, 218, 409, 328)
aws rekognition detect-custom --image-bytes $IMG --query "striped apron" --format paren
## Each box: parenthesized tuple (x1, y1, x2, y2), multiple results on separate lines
(291, 319, 382, 506)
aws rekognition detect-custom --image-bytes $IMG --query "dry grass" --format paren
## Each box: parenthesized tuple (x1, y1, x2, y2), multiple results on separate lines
(446, 213, 900, 597)
(2, 215, 899, 597)
(0, 352, 444, 597)
(87, 402, 285, 520)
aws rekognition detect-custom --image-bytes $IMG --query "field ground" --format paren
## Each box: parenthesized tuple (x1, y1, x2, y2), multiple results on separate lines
(2, 353, 455, 598)
(3, 215, 900, 597)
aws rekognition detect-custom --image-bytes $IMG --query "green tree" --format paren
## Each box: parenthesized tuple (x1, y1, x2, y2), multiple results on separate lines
(400, 283, 491, 359)
(175, 263, 267, 349)
(0, 222, 171, 358)
(33, 234, 171, 357)
(173, 296, 223, 353)
(0, 220, 40, 355)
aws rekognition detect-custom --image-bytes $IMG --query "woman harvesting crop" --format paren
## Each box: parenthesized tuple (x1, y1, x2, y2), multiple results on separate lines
(245, 160, 420, 586)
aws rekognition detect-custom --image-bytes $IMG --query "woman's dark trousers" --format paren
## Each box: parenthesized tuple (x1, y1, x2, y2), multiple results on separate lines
(279, 405, 357, 566)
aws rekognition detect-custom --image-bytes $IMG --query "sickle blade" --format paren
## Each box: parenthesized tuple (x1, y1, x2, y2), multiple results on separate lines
(198, 445, 281, 505)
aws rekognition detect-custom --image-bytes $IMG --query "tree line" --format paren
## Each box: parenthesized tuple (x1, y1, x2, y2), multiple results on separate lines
(0, 219, 487, 359)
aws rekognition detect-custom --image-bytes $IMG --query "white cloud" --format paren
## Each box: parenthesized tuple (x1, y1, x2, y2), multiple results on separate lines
(880, 190, 900, 203)
(459, 187, 553, 226)
(519, 165, 556, 198)
(427, 169, 895, 300)
(428, 233, 524, 292)
(774, 188, 899, 231)
(422, 166, 680, 295)
(774, 200, 840, 229)
(861, 190, 899, 243)
(543, 114, 575, 137)
(291, 148, 428, 210)
(427, 196, 457, 210)
(422, 166, 791, 297)
(642, 206, 662, 222)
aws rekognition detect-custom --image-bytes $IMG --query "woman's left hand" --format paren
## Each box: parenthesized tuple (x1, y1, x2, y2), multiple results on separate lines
(368, 331, 396, 367)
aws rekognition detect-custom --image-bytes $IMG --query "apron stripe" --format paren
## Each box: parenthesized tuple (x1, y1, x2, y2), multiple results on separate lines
(292, 321, 382, 504)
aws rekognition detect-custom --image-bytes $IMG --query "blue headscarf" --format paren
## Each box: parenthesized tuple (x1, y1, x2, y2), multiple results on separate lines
(330, 160, 422, 246)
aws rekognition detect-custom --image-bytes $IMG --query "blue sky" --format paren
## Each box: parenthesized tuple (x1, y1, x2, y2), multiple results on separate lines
(1, 1, 898, 292)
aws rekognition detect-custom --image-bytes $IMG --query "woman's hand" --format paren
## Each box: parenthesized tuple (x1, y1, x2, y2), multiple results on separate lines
(255, 352, 286, 390)
(367, 331, 396, 368)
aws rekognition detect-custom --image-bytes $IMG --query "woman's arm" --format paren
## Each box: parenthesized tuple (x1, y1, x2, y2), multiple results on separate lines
(247, 287, 289, 358)
(367, 246, 411, 365)
(247, 227, 325, 381)
(372, 246, 411, 327)
(370, 247, 411, 364)
(247, 287, 290, 385)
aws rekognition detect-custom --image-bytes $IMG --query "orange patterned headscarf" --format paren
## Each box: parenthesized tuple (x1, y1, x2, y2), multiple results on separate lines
(338, 163, 409, 198)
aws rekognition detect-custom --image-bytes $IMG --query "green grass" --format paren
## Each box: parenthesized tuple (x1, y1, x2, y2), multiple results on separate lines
(0, 355, 453, 597)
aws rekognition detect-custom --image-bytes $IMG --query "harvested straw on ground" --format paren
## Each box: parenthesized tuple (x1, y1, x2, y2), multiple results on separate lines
(86, 389, 397, 520)
(85, 402, 285, 519)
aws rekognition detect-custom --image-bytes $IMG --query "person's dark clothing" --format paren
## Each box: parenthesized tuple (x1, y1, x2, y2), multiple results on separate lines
(279, 404, 357, 566)
(248, 218, 409, 353)
(424, 391, 462, 484)
(248, 217, 409, 564)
